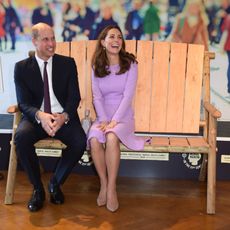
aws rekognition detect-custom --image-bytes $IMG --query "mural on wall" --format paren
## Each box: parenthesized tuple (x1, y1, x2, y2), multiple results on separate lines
(0, 0, 229, 122)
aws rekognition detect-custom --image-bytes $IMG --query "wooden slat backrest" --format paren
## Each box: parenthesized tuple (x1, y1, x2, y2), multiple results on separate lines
(135, 41, 153, 131)
(135, 41, 204, 134)
(166, 43, 187, 132)
(86, 40, 97, 121)
(56, 41, 204, 134)
(70, 41, 87, 120)
(55, 42, 70, 56)
(150, 41, 170, 132)
(183, 44, 204, 132)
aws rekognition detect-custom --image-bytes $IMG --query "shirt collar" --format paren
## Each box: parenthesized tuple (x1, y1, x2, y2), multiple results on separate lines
(35, 53, 53, 68)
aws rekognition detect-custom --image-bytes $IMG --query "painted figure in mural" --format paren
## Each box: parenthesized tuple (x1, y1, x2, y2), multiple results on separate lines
(87, 25, 145, 212)
(65, 1, 96, 41)
(143, 0, 161, 41)
(220, 13, 230, 97)
(32, 0, 53, 27)
(205, 0, 220, 45)
(168, 0, 209, 50)
(0, 1, 5, 51)
(5, 0, 23, 51)
(14, 23, 86, 212)
(125, 0, 143, 40)
(93, 3, 118, 39)
(61, 2, 76, 41)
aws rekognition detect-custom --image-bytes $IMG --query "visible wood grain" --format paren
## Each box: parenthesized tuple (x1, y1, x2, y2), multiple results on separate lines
(183, 44, 204, 133)
(125, 40, 136, 56)
(70, 41, 87, 121)
(55, 42, 70, 56)
(169, 137, 189, 147)
(166, 43, 187, 132)
(86, 40, 97, 121)
(187, 137, 209, 147)
(151, 137, 169, 146)
(34, 138, 67, 149)
(135, 41, 153, 131)
(150, 41, 170, 132)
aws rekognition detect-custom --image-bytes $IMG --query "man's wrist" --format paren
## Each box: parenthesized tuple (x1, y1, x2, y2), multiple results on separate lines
(63, 112, 69, 124)
(35, 111, 41, 124)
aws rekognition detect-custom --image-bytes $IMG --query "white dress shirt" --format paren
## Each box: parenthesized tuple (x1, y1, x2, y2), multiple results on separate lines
(35, 54, 64, 114)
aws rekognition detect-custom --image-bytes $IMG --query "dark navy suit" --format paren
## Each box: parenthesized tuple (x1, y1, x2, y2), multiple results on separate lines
(14, 53, 86, 189)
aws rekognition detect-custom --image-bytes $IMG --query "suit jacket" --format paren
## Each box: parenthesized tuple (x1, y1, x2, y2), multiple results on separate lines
(14, 53, 81, 123)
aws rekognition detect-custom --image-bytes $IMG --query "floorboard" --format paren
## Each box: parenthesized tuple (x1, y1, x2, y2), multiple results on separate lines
(0, 171, 230, 230)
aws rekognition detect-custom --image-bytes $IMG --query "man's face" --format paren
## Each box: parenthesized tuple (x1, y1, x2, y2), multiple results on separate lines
(33, 27, 56, 61)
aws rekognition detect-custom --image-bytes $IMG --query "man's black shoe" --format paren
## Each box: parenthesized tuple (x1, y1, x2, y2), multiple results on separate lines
(27, 189, 45, 212)
(48, 182, 64, 204)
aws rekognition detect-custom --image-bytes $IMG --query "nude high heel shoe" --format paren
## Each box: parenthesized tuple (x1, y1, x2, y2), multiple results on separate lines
(97, 196, 106, 207)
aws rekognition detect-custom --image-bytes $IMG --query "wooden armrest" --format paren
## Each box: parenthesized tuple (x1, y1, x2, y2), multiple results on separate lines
(7, 105, 19, 114)
(203, 102, 221, 119)
(205, 51, 215, 59)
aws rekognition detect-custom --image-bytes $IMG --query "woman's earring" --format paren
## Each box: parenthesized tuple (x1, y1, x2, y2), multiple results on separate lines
(103, 46, 106, 50)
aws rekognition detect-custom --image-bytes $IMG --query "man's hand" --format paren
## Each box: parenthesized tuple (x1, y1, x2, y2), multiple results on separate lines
(52, 113, 66, 134)
(37, 111, 56, 136)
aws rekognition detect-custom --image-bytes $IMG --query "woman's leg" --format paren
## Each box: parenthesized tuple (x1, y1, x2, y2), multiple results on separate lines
(105, 132, 120, 212)
(90, 137, 107, 206)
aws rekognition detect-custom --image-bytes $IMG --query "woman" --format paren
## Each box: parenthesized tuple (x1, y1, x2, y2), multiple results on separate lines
(143, 0, 160, 41)
(87, 25, 145, 212)
(169, 0, 209, 50)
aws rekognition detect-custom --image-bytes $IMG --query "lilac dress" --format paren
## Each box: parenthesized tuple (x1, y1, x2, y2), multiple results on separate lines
(87, 62, 145, 151)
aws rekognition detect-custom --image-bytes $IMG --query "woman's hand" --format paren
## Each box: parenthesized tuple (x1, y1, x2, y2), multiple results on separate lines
(97, 121, 109, 132)
(106, 120, 117, 130)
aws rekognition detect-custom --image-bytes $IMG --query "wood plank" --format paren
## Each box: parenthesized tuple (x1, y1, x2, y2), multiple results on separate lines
(55, 42, 70, 56)
(166, 43, 187, 132)
(86, 40, 97, 121)
(34, 138, 67, 149)
(125, 40, 136, 56)
(183, 44, 204, 133)
(169, 137, 189, 147)
(150, 41, 170, 132)
(151, 137, 169, 146)
(125, 40, 137, 109)
(135, 41, 153, 132)
(70, 41, 87, 121)
(187, 137, 209, 147)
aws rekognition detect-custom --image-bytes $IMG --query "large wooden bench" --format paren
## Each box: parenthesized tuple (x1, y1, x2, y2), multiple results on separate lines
(5, 40, 221, 214)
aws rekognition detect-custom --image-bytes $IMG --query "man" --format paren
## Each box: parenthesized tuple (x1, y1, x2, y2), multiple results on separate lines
(14, 23, 86, 212)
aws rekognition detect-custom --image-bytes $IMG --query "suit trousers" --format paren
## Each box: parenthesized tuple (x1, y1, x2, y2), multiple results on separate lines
(14, 117, 86, 189)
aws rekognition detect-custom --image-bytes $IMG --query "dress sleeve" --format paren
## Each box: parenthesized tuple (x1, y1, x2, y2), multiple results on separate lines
(92, 69, 108, 122)
(112, 62, 137, 122)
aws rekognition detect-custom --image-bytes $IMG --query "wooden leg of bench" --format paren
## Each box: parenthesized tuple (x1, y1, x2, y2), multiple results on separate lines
(5, 141, 17, 204)
(207, 118, 217, 214)
(199, 154, 208, 182)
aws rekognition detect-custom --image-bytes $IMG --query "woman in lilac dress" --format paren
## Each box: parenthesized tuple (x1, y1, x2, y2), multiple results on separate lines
(87, 25, 145, 212)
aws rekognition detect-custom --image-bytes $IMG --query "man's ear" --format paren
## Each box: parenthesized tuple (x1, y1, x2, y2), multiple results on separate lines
(32, 38, 37, 47)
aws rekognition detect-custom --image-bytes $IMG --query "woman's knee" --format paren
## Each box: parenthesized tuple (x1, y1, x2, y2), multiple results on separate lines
(106, 132, 119, 145)
(89, 137, 102, 149)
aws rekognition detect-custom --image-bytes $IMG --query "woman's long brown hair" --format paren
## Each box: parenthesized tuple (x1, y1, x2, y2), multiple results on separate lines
(92, 25, 137, 78)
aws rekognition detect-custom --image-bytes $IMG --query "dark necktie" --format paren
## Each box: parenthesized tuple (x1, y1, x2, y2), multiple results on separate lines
(43, 61, 51, 113)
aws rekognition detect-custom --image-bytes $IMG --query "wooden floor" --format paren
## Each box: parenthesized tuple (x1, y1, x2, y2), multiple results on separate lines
(0, 171, 230, 230)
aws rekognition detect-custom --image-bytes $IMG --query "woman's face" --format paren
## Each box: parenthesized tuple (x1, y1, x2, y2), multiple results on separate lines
(101, 28, 123, 55)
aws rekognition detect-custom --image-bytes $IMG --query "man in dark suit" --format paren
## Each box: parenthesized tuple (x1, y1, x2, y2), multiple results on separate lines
(14, 23, 86, 212)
